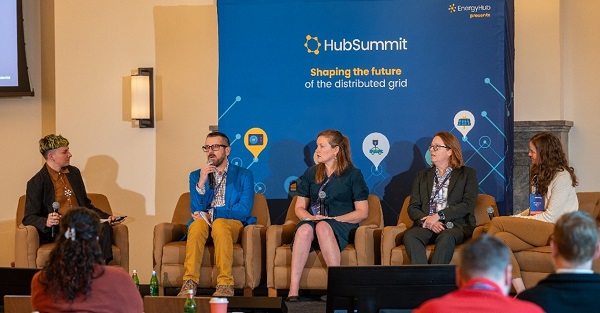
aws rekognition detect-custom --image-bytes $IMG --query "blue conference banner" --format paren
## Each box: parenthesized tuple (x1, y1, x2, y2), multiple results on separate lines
(217, 0, 514, 224)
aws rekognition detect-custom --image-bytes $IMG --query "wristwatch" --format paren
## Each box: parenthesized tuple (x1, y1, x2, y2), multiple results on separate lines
(437, 210, 446, 221)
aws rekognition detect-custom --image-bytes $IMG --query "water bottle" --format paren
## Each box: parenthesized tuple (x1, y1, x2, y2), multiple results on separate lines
(149, 270, 159, 296)
(132, 269, 140, 291)
(183, 289, 197, 313)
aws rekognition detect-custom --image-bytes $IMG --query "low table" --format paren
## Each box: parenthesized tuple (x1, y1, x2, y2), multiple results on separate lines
(144, 296, 287, 313)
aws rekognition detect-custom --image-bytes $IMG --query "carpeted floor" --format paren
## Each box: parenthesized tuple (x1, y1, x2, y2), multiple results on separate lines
(285, 297, 326, 313)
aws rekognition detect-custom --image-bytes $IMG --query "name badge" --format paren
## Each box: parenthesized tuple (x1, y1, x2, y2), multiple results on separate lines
(529, 194, 545, 215)
(429, 202, 437, 216)
(309, 203, 320, 216)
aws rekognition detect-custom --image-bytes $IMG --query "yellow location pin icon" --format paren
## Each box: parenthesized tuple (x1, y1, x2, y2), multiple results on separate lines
(244, 127, 268, 161)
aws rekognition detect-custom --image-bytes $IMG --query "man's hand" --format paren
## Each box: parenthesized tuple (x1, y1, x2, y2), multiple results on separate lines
(198, 161, 217, 188)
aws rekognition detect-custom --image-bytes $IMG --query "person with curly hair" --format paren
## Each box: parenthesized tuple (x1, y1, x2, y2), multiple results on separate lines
(31, 207, 143, 312)
(488, 131, 578, 293)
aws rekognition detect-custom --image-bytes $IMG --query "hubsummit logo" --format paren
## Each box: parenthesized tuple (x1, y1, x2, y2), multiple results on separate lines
(304, 34, 408, 55)
(304, 35, 322, 55)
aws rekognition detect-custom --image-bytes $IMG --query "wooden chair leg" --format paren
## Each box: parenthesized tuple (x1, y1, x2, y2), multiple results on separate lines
(268, 287, 278, 297)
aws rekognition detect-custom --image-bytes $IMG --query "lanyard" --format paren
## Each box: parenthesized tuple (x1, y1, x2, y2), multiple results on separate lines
(429, 172, 451, 204)
(318, 174, 333, 195)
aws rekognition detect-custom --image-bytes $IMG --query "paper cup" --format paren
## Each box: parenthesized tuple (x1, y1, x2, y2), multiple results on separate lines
(209, 297, 229, 313)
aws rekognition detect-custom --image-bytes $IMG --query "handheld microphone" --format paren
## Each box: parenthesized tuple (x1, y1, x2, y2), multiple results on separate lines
(486, 207, 495, 221)
(207, 160, 215, 189)
(51, 202, 60, 237)
(318, 191, 326, 216)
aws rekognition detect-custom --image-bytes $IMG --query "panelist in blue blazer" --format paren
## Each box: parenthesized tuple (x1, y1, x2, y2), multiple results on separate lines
(178, 131, 255, 297)
(403, 131, 478, 264)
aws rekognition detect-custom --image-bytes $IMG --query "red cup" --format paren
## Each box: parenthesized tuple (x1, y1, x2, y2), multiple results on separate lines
(209, 297, 228, 313)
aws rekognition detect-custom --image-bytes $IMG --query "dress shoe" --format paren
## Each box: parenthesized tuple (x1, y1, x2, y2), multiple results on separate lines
(285, 295, 300, 302)
(213, 285, 234, 297)
(177, 279, 198, 297)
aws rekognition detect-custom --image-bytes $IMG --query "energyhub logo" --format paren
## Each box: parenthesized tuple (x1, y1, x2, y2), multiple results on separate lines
(304, 34, 408, 55)
(448, 3, 492, 18)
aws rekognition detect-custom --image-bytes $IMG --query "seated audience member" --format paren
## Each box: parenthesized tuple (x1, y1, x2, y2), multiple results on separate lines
(31, 207, 143, 313)
(517, 211, 600, 312)
(23, 134, 122, 264)
(403, 131, 478, 264)
(413, 235, 544, 313)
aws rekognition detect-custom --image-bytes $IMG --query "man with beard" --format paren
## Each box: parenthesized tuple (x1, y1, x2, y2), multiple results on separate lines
(178, 132, 256, 297)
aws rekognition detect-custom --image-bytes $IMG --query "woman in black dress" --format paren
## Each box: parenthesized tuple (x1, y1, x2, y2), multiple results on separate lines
(286, 129, 369, 302)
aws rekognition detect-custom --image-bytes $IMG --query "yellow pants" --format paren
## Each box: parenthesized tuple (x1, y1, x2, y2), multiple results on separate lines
(183, 218, 243, 286)
(487, 216, 554, 279)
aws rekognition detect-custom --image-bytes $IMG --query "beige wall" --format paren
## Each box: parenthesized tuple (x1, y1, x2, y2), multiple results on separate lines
(514, 0, 563, 119)
(561, 1, 600, 190)
(1, 0, 599, 283)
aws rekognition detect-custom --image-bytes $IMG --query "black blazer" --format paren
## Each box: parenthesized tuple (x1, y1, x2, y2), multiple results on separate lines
(517, 273, 600, 313)
(406, 166, 478, 237)
(23, 164, 109, 243)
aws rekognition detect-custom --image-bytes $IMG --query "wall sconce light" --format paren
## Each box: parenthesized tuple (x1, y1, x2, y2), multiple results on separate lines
(131, 67, 154, 128)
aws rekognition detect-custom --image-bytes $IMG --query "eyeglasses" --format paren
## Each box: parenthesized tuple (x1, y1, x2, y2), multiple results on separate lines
(428, 145, 450, 151)
(202, 144, 228, 152)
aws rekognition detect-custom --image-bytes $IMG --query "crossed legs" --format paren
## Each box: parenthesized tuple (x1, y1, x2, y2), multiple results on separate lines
(487, 216, 554, 293)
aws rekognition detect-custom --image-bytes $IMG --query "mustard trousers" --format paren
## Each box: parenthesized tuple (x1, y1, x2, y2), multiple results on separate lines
(182, 218, 243, 286)
(487, 216, 554, 279)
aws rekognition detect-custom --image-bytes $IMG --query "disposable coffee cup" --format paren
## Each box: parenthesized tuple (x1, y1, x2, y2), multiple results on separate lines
(210, 297, 229, 313)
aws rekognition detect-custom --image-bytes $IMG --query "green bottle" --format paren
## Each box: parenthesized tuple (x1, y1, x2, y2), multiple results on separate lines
(183, 289, 197, 313)
(149, 270, 159, 296)
(132, 269, 140, 291)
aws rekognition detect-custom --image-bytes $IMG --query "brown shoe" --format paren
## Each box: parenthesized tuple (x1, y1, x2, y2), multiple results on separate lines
(177, 279, 198, 297)
(213, 285, 234, 297)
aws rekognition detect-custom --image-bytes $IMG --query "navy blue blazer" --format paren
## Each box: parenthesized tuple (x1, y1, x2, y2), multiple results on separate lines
(517, 273, 600, 313)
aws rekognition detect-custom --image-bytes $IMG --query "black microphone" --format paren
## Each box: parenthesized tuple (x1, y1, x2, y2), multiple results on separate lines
(486, 207, 495, 221)
(51, 201, 60, 238)
(318, 191, 326, 216)
(207, 160, 215, 189)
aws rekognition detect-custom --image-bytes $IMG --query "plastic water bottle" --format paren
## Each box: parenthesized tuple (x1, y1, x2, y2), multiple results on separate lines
(184, 289, 197, 313)
(132, 269, 140, 291)
(149, 270, 159, 296)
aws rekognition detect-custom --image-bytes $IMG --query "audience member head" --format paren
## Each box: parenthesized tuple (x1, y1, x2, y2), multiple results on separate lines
(39, 207, 104, 302)
(430, 131, 464, 169)
(552, 211, 600, 268)
(458, 235, 512, 294)
(315, 129, 352, 183)
(529, 132, 577, 195)
(39, 134, 69, 160)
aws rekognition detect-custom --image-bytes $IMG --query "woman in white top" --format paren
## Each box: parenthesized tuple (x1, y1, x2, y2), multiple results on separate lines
(488, 132, 578, 293)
